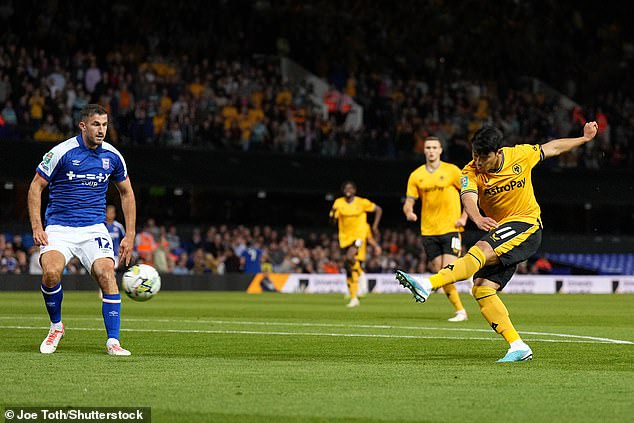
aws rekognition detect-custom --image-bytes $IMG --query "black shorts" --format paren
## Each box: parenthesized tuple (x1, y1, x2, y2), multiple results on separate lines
(422, 232, 462, 261)
(474, 221, 542, 290)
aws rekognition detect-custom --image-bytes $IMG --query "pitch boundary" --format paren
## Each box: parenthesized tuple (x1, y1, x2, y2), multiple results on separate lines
(0, 321, 631, 345)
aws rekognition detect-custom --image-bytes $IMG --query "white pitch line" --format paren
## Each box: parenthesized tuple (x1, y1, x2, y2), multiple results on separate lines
(1, 316, 631, 344)
(0, 325, 631, 345)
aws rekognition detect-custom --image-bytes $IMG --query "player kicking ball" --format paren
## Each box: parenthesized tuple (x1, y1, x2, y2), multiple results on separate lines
(28, 104, 137, 356)
(396, 121, 598, 362)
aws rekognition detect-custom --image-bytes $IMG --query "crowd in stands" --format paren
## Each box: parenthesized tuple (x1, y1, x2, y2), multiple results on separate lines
(2, 220, 552, 277)
(0, 1, 632, 168)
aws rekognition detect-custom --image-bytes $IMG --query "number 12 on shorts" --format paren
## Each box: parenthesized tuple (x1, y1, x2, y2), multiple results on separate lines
(94, 237, 112, 250)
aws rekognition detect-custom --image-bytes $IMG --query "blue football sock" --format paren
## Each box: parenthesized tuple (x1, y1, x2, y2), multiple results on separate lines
(41, 282, 63, 324)
(102, 293, 121, 340)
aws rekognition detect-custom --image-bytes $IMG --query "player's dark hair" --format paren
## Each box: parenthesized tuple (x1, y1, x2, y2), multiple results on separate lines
(424, 136, 443, 148)
(80, 104, 108, 122)
(341, 180, 357, 192)
(471, 126, 504, 155)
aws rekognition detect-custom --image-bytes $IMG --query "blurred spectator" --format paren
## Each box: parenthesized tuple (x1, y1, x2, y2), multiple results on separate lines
(183, 228, 204, 254)
(135, 220, 158, 264)
(172, 252, 190, 275)
(1, 100, 17, 125)
(165, 225, 182, 253)
(28, 245, 42, 274)
(64, 257, 85, 275)
(153, 235, 175, 273)
(190, 248, 209, 274)
(10, 234, 28, 255)
(33, 114, 63, 142)
(365, 256, 383, 274)
(84, 59, 102, 95)
(1, 245, 20, 273)
(531, 257, 553, 275)
(222, 248, 242, 273)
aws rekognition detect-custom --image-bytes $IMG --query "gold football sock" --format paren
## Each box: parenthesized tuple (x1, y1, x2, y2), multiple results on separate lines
(442, 283, 465, 312)
(347, 261, 362, 299)
(347, 277, 358, 299)
(473, 285, 520, 344)
(429, 246, 486, 289)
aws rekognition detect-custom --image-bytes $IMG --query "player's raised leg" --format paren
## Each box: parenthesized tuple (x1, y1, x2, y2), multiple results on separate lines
(39, 251, 66, 354)
(93, 257, 130, 356)
(396, 242, 492, 302)
(395, 270, 432, 303)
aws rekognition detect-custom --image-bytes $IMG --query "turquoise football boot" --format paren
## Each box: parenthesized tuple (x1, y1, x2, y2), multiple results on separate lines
(497, 348, 533, 362)
(395, 270, 432, 303)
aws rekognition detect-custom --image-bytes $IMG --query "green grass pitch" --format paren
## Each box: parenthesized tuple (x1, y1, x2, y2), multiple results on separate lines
(1, 291, 632, 422)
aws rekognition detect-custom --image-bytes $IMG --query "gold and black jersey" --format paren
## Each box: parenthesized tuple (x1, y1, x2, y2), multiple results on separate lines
(330, 196, 377, 248)
(460, 144, 544, 225)
(406, 161, 463, 236)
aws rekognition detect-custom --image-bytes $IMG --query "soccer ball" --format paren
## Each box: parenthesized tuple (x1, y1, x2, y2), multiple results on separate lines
(121, 264, 161, 301)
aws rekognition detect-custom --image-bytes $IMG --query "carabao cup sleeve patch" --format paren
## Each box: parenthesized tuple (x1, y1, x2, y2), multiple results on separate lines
(460, 175, 469, 189)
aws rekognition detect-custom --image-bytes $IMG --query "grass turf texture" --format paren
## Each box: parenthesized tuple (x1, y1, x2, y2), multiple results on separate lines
(0, 291, 632, 423)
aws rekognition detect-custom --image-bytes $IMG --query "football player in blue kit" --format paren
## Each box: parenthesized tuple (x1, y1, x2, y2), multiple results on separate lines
(28, 104, 137, 356)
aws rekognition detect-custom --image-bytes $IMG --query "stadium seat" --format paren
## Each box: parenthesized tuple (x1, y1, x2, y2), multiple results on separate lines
(545, 253, 634, 275)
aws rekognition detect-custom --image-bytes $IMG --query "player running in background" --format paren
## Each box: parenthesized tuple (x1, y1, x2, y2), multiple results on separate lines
(28, 104, 137, 356)
(403, 137, 470, 322)
(105, 204, 126, 270)
(356, 222, 382, 297)
(396, 122, 598, 362)
(330, 181, 382, 307)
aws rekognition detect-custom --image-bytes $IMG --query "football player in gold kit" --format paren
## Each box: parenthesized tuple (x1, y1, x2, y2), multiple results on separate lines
(330, 181, 382, 307)
(403, 137, 470, 322)
(396, 122, 598, 362)
(356, 222, 382, 297)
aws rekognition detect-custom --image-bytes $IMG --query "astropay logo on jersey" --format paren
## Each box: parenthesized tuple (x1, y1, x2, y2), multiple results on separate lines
(484, 178, 526, 196)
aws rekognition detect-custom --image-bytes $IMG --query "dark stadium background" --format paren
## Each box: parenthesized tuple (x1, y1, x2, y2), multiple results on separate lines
(0, 0, 633, 265)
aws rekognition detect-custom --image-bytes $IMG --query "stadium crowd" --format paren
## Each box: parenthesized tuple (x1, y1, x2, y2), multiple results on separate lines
(0, 0, 632, 168)
(2, 221, 552, 277)
(0, 1, 630, 276)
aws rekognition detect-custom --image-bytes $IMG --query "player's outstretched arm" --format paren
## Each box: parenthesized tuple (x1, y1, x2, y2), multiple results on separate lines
(541, 121, 598, 159)
(28, 174, 49, 246)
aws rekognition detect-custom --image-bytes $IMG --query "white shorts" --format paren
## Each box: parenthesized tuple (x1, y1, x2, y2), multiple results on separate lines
(41, 224, 115, 273)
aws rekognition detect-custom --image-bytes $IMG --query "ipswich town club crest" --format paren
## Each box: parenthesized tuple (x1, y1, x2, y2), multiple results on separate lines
(102, 158, 110, 170)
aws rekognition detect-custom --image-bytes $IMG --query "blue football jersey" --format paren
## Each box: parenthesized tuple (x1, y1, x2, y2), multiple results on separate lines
(105, 220, 126, 256)
(241, 246, 263, 273)
(36, 135, 128, 227)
